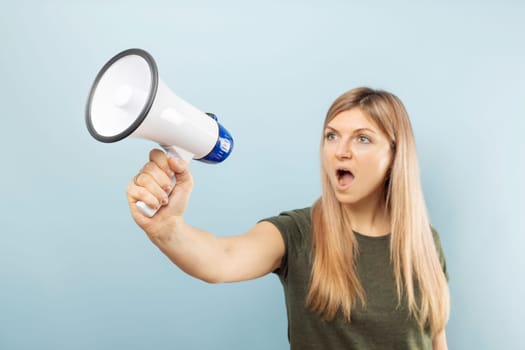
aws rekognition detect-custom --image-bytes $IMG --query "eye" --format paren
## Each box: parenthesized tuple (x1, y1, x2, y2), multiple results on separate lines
(325, 132, 337, 141)
(357, 135, 371, 143)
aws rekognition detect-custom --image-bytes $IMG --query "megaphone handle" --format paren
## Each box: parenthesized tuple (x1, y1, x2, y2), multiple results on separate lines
(136, 145, 193, 217)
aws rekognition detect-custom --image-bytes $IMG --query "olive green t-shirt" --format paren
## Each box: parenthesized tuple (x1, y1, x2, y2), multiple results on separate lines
(262, 207, 448, 350)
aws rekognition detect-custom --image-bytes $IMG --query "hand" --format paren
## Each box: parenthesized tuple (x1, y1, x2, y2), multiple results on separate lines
(126, 149, 194, 238)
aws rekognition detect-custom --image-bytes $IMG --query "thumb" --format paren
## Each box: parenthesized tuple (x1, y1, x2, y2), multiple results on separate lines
(167, 158, 193, 189)
(163, 158, 194, 215)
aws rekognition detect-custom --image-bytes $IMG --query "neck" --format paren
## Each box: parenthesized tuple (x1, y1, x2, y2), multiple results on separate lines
(343, 191, 391, 237)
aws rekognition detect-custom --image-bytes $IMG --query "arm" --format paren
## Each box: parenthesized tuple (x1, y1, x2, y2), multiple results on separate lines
(152, 220, 284, 283)
(432, 330, 448, 350)
(126, 149, 285, 283)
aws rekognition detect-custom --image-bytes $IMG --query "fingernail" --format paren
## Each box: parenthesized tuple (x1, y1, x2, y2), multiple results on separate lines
(164, 185, 172, 193)
(162, 196, 169, 205)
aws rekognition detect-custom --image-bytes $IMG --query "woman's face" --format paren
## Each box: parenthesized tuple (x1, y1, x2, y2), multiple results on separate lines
(322, 107, 393, 207)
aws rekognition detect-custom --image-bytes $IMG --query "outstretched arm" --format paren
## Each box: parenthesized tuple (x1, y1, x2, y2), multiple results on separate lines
(126, 149, 285, 283)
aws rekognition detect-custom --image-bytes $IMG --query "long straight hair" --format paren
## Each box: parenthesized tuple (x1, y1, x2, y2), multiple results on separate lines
(307, 87, 450, 334)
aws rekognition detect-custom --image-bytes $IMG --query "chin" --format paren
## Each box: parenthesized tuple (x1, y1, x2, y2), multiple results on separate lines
(333, 192, 360, 205)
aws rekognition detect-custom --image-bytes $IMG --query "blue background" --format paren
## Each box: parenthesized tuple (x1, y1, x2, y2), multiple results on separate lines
(1, 1, 524, 349)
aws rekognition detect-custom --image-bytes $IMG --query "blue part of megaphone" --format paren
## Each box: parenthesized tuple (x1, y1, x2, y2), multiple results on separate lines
(198, 117, 234, 164)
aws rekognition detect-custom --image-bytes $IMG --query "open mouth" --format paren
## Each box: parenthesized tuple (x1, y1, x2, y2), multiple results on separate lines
(336, 168, 354, 187)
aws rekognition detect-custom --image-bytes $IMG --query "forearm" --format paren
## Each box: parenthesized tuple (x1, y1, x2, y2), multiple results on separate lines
(148, 217, 226, 283)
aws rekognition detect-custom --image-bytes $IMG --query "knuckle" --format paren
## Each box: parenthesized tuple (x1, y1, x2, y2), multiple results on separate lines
(135, 173, 146, 186)
(136, 187, 157, 206)
(131, 180, 142, 192)
(136, 186, 147, 197)
(161, 180, 173, 192)
(142, 162, 156, 173)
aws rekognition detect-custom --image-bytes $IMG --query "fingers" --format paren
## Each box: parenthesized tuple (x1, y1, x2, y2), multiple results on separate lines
(133, 172, 170, 207)
(126, 149, 194, 219)
(126, 149, 172, 211)
(149, 149, 175, 180)
(126, 178, 165, 214)
(141, 161, 173, 193)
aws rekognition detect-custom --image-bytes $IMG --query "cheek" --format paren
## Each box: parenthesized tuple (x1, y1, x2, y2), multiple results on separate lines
(361, 149, 392, 175)
(377, 154, 392, 172)
(374, 152, 393, 177)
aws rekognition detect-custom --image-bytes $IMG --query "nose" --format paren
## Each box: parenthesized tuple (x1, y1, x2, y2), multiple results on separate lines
(335, 139, 352, 159)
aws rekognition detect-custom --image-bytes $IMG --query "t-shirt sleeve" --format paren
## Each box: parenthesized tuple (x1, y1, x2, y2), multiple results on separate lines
(259, 207, 311, 279)
(431, 227, 449, 281)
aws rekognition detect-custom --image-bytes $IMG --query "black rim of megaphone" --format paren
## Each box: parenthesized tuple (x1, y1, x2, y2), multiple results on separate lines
(85, 48, 159, 143)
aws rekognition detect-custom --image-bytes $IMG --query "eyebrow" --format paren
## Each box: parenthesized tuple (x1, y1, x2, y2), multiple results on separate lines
(324, 125, 377, 134)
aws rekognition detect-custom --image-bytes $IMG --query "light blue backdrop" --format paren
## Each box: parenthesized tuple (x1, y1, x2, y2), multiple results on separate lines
(1, 1, 524, 349)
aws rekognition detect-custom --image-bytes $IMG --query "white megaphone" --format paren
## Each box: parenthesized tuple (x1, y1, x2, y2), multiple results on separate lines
(85, 48, 234, 217)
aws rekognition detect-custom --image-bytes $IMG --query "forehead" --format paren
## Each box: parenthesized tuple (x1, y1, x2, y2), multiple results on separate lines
(326, 108, 381, 132)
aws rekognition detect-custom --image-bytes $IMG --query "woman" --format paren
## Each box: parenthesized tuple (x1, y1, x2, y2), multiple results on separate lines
(126, 87, 450, 349)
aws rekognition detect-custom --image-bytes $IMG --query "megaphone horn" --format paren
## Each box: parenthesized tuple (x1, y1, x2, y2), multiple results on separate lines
(85, 48, 234, 217)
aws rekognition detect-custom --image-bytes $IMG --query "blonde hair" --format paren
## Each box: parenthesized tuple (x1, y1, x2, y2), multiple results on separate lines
(307, 87, 450, 334)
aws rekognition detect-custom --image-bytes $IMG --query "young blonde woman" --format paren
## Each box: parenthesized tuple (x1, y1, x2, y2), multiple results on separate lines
(126, 87, 450, 349)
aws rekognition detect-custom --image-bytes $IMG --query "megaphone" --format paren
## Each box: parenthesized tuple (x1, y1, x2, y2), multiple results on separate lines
(85, 48, 234, 217)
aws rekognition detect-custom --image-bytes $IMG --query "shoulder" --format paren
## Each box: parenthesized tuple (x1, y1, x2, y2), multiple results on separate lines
(430, 226, 441, 243)
(430, 226, 445, 255)
(259, 207, 312, 251)
(430, 226, 448, 280)
(260, 207, 312, 231)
